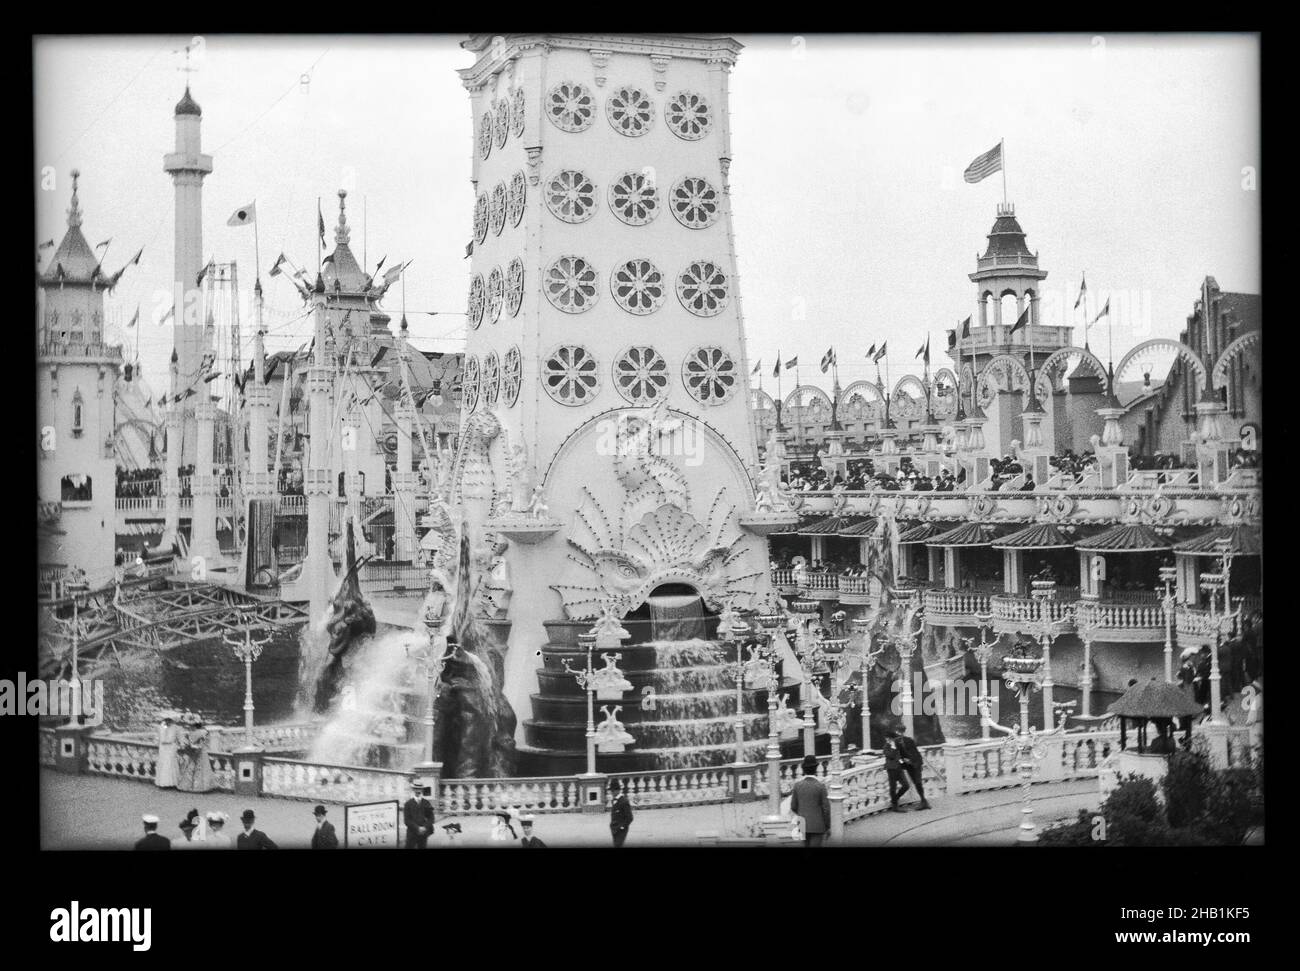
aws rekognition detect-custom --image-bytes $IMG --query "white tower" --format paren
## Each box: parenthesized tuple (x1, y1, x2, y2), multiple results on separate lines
(163, 85, 213, 467)
(457, 35, 772, 746)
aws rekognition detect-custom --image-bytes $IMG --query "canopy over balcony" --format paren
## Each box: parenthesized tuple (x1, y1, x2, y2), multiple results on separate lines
(926, 522, 1012, 548)
(837, 517, 879, 537)
(798, 515, 871, 536)
(898, 520, 956, 545)
(1173, 524, 1262, 557)
(772, 515, 821, 535)
(1074, 523, 1179, 553)
(992, 522, 1098, 550)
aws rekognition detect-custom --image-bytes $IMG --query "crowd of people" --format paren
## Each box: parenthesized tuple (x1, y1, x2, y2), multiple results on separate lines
(134, 808, 282, 850)
(115, 467, 163, 498)
(781, 458, 965, 493)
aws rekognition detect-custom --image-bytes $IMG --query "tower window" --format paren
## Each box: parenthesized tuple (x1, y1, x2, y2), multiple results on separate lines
(61, 474, 92, 502)
(545, 170, 597, 224)
(71, 392, 84, 436)
(676, 260, 729, 317)
(481, 351, 501, 407)
(544, 256, 600, 313)
(682, 346, 738, 405)
(501, 345, 522, 407)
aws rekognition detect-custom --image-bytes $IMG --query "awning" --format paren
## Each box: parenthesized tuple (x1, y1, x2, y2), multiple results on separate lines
(772, 515, 821, 535)
(1173, 525, 1262, 557)
(993, 522, 1097, 550)
(116, 522, 164, 537)
(897, 521, 954, 544)
(799, 515, 871, 536)
(838, 517, 879, 537)
(1107, 679, 1202, 719)
(926, 522, 1011, 548)
(1075, 523, 1177, 553)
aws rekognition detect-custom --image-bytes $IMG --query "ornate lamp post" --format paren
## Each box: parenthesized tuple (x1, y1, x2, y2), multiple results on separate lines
(1158, 565, 1177, 683)
(563, 601, 632, 775)
(978, 650, 1075, 843)
(564, 633, 601, 777)
(1198, 538, 1240, 726)
(754, 602, 788, 820)
(1025, 579, 1075, 731)
(885, 590, 924, 737)
(222, 613, 273, 746)
(962, 610, 999, 740)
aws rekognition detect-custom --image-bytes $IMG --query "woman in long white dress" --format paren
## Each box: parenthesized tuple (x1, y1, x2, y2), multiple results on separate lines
(155, 713, 180, 789)
(175, 717, 213, 793)
(204, 812, 232, 848)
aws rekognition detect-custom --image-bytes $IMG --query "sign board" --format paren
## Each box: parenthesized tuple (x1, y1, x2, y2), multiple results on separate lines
(344, 800, 400, 849)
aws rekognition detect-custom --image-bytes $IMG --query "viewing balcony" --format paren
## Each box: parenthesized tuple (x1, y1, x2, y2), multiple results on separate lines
(1074, 598, 1167, 643)
(1175, 597, 1262, 647)
(837, 575, 874, 605)
(923, 586, 996, 626)
(990, 588, 1080, 635)
(797, 571, 842, 601)
(770, 568, 799, 594)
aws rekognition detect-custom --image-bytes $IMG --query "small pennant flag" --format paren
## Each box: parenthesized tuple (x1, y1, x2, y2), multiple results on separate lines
(382, 261, 409, 287)
(374, 254, 387, 275)
(773, 356, 782, 378)
(960, 316, 972, 338)
(269, 253, 287, 277)
(318, 202, 327, 244)
(915, 336, 930, 364)
(38, 239, 54, 250)
(784, 355, 799, 369)
(95, 238, 112, 251)
(947, 328, 957, 350)
(1090, 297, 1110, 326)
(1009, 306, 1030, 334)
(873, 342, 888, 363)
(1074, 272, 1087, 310)
(752, 359, 762, 375)
(963, 142, 1003, 184)
(820, 347, 836, 373)
(126, 306, 139, 329)
(227, 202, 256, 227)
(866, 343, 876, 359)
(465, 241, 474, 259)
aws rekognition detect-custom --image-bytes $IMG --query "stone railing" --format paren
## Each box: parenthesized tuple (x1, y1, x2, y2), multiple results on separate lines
(84, 736, 158, 782)
(439, 776, 585, 815)
(770, 568, 797, 587)
(943, 729, 1120, 795)
(207, 751, 239, 792)
(991, 590, 1079, 631)
(1075, 600, 1166, 637)
(924, 588, 994, 621)
(209, 723, 316, 753)
(799, 571, 839, 592)
(604, 766, 733, 808)
(115, 497, 166, 513)
(277, 494, 308, 512)
(260, 757, 411, 804)
(838, 575, 872, 597)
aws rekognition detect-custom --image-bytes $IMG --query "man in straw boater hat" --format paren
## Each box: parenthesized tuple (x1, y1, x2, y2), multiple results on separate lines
(519, 814, 546, 848)
(403, 777, 435, 849)
(134, 814, 170, 851)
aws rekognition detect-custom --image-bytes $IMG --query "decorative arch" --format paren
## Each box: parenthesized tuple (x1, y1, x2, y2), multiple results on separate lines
(782, 384, 833, 414)
(1032, 345, 1108, 399)
(931, 368, 959, 418)
(838, 380, 885, 422)
(977, 353, 1032, 407)
(891, 375, 927, 421)
(1212, 332, 1261, 390)
(1116, 339, 1208, 395)
(749, 387, 776, 410)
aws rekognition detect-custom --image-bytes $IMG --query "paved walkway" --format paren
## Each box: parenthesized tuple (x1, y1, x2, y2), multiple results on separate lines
(41, 770, 1100, 849)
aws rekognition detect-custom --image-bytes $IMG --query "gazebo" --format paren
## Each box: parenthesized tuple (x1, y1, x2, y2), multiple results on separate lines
(1106, 678, 1204, 784)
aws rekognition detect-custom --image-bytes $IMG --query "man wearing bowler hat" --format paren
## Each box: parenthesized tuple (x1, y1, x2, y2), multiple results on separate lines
(403, 778, 435, 849)
(519, 814, 546, 848)
(236, 809, 278, 850)
(789, 755, 831, 846)
(311, 805, 339, 849)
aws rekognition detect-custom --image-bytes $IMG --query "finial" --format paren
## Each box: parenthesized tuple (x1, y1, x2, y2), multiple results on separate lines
(400, 315, 409, 334)
(335, 189, 350, 246)
(67, 170, 83, 229)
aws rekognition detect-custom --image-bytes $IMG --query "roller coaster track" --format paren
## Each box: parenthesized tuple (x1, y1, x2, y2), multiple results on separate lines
(37, 575, 308, 680)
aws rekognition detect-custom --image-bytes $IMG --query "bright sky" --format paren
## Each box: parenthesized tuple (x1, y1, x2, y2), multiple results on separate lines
(34, 33, 1259, 394)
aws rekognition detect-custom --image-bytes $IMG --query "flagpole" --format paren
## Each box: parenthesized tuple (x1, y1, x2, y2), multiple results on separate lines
(1001, 138, 1007, 206)
(316, 196, 322, 272)
(253, 202, 261, 286)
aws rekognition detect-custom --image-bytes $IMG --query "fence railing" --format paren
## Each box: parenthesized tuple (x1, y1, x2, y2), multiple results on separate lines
(260, 757, 411, 804)
(603, 765, 733, 808)
(924, 588, 994, 619)
(771, 568, 797, 587)
(209, 723, 315, 753)
(439, 777, 587, 815)
(1076, 600, 1166, 632)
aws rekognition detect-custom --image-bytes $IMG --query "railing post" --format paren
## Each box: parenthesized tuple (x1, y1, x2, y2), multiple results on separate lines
(234, 748, 264, 797)
(942, 742, 969, 795)
(729, 762, 758, 803)
(53, 724, 94, 775)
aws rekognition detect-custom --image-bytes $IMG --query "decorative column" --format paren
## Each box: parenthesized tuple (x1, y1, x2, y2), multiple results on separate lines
(188, 387, 221, 564)
(304, 283, 335, 627)
(1003, 549, 1024, 594)
(1095, 400, 1129, 488)
(966, 611, 998, 740)
(1159, 565, 1177, 683)
(392, 334, 419, 562)
(243, 293, 274, 501)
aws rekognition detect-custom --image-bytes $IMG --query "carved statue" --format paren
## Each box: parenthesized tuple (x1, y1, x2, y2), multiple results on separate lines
(506, 439, 536, 514)
(313, 518, 377, 713)
(594, 704, 635, 751)
(526, 484, 549, 519)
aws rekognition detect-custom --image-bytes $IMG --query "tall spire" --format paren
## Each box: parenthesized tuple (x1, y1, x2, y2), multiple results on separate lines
(66, 169, 83, 228)
(335, 189, 351, 246)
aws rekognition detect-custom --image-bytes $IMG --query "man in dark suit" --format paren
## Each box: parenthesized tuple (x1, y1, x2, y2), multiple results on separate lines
(789, 755, 831, 846)
(403, 778, 435, 849)
(519, 814, 546, 848)
(311, 805, 339, 849)
(134, 814, 171, 850)
(883, 730, 910, 811)
(236, 809, 278, 850)
(609, 780, 633, 847)
(896, 727, 931, 810)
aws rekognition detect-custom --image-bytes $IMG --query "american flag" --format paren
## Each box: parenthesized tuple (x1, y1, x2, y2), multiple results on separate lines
(963, 143, 1003, 184)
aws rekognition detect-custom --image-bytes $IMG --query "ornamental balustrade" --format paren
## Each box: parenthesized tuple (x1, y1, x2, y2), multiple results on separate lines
(924, 588, 995, 620)
(1075, 600, 1165, 632)
(603, 766, 733, 808)
(209, 723, 315, 753)
(799, 572, 839, 592)
(837, 575, 872, 597)
(439, 776, 585, 815)
(770, 568, 797, 587)
(259, 757, 410, 804)
(84, 736, 158, 782)
(991, 590, 1080, 631)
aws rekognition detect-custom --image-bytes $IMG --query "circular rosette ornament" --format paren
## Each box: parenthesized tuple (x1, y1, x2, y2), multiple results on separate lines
(675, 259, 729, 317)
(545, 170, 597, 224)
(542, 344, 600, 406)
(612, 345, 669, 405)
(608, 170, 660, 226)
(473, 193, 489, 243)
(510, 86, 525, 137)
(682, 345, 738, 405)
(508, 171, 527, 227)
(466, 274, 486, 330)
(478, 111, 493, 159)
(490, 181, 507, 236)
(505, 257, 525, 317)
(493, 99, 509, 148)
(546, 81, 595, 132)
(606, 85, 654, 136)
(481, 351, 501, 407)
(544, 255, 599, 313)
(670, 176, 721, 229)
(610, 258, 665, 315)
(486, 266, 505, 324)
(501, 345, 522, 406)
(461, 355, 481, 412)
(665, 90, 712, 140)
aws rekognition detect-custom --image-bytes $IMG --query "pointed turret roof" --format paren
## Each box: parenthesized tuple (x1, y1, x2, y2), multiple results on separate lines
(41, 170, 104, 286)
(175, 86, 202, 116)
(323, 190, 370, 294)
(980, 210, 1035, 260)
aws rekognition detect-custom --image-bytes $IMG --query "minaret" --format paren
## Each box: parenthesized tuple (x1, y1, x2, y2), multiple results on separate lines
(187, 310, 221, 565)
(392, 316, 419, 561)
(161, 348, 182, 549)
(163, 85, 213, 467)
(305, 274, 337, 626)
(244, 280, 275, 500)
